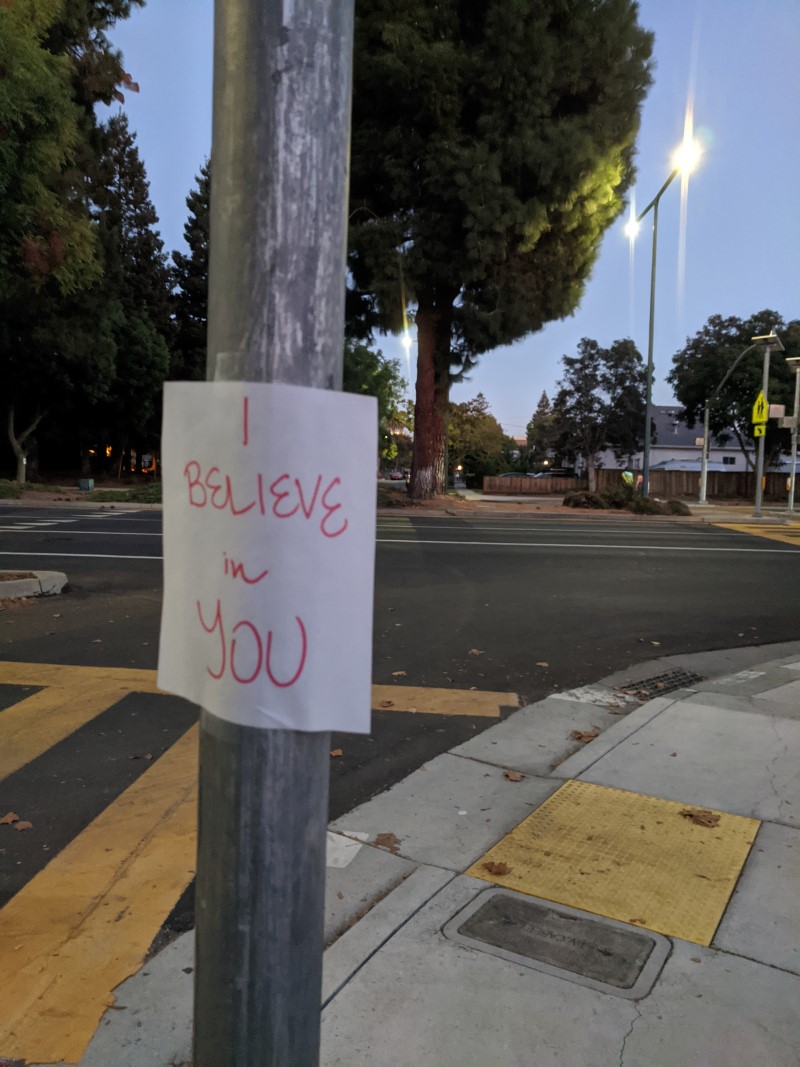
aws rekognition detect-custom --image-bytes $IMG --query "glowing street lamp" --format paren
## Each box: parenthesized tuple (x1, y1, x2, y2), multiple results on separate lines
(628, 132, 702, 497)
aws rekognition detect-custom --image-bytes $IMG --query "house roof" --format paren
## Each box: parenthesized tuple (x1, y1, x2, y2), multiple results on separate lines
(652, 405, 732, 450)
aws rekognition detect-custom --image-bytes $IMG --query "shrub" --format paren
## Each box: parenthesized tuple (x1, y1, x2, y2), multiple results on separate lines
(599, 484, 634, 509)
(664, 499, 692, 516)
(626, 495, 666, 515)
(0, 480, 22, 499)
(90, 483, 163, 504)
(564, 490, 606, 509)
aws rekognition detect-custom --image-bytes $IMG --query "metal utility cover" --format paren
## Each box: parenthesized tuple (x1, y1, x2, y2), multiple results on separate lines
(466, 780, 760, 946)
(444, 889, 670, 1000)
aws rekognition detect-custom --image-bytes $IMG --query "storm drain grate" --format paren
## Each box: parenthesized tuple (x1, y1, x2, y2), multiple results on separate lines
(444, 889, 670, 1000)
(615, 668, 703, 701)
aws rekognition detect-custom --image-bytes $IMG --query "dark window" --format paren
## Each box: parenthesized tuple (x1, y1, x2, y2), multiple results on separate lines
(723, 457, 736, 466)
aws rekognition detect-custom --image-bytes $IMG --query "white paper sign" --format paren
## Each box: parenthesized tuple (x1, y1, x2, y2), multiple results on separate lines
(157, 381, 377, 732)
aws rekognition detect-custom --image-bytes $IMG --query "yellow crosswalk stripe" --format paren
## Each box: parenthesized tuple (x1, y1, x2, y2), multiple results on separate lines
(715, 522, 800, 548)
(371, 683, 515, 717)
(0, 725, 198, 1065)
(0, 683, 133, 779)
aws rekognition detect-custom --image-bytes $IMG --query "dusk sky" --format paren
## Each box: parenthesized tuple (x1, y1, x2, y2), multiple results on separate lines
(107, 1, 800, 438)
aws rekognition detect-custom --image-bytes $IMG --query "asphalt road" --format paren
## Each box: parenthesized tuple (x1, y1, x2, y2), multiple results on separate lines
(1, 503, 799, 940)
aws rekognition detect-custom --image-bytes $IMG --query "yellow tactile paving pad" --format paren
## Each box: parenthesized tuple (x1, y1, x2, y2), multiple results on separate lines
(467, 780, 760, 946)
(716, 522, 800, 548)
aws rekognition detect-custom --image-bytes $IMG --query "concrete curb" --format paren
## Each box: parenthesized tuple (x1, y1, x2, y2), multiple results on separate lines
(0, 569, 67, 599)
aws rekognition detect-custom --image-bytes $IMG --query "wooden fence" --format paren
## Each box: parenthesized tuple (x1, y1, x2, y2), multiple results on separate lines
(595, 467, 790, 501)
(483, 476, 588, 495)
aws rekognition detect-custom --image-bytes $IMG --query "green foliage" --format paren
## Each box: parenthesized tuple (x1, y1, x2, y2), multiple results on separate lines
(599, 484, 635, 509)
(563, 491, 606, 509)
(0, 0, 98, 299)
(668, 311, 800, 469)
(343, 340, 408, 462)
(447, 393, 506, 479)
(171, 161, 210, 381)
(90, 482, 161, 503)
(627, 495, 665, 515)
(552, 337, 647, 483)
(664, 499, 692, 516)
(0, 480, 23, 500)
(348, 0, 653, 497)
(526, 391, 557, 460)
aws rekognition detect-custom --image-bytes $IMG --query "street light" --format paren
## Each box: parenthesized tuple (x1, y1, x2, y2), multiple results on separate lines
(629, 134, 702, 497)
(786, 356, 800, 513)
(752, 331, 784, 517)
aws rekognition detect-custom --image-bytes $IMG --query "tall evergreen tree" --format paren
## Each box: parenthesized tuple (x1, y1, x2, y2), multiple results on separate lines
(526, 391, 556, 462)
(349, 0, 653, 498)
(92, 113, 171, 465)
(552, 338, 646, 490)
(171, 162, 210, 381)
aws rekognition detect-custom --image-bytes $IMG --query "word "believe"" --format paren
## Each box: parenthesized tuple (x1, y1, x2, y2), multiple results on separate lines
(183, 463, 348, 538)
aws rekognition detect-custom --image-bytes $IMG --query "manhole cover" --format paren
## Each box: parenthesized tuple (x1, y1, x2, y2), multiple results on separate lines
(444, 889, 670, 1000)
(615, 668, 703, 701)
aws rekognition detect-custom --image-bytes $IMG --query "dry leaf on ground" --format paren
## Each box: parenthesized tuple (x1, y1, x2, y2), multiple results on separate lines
(504, 770, 524, 782)
(0, 812, 19, 825)
(679, 808, 720, 828)
(535, 661, 549, 667)
(468, 648, 484, 656)
(570, 728, 600, 744)
(391, 670, 407, 677)
(374, 832, 400, 854)
(14, 821, 33, 831)
(378, 700, 394, 708)
(330, 748, 343, 758)
(483, 861, 511, 876)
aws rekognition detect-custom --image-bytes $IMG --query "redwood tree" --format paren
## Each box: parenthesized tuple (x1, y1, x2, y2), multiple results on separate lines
(349, 0, 653, 498)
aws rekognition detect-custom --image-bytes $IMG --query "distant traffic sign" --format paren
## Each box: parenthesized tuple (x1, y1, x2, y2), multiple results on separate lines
(752, 391, 768, 424)
(753, 424, 766, 438)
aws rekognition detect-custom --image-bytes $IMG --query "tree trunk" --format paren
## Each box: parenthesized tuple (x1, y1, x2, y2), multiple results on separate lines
(408, 292, 455, 500)
(80, 447, 92, 477)
(26, 436, 40, 483)
(587, 456, 598, 493)
(7, 406, 45, 486)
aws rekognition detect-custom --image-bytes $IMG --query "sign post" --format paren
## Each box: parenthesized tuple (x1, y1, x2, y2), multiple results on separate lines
(752, 332, 785, 517)
(161, 4, 359, 1064)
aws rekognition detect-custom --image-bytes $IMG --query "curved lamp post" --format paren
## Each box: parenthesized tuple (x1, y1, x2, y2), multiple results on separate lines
(625, 137, 702, 497)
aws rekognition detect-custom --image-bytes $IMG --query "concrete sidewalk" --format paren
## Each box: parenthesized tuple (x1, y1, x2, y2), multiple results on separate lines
(73, 642, 800, 1067)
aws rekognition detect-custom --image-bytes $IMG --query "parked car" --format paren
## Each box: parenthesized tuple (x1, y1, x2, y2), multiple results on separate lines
(497, 471, 536, 478)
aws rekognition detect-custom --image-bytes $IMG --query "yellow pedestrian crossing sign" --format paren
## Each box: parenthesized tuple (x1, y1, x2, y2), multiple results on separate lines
(752, 391, 768, 424)
(753, 424, 766, 437)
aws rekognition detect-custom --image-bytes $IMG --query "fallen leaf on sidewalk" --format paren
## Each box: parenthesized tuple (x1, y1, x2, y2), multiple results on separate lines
(14, 821, 33, 832)
(52, 613, 62, 619)
(504, 771, 524, 782)
(374, 832, 400, 854)
(336, 891, 344, 900)
(670, 752, 678, 757)
(330, 748, 343, 758)
(690, 957, 702, 963)
(483, 861, 512, 876)
(650, 641, 661, 647)
(391, 670, 407, 677)
(535, 661, 549, 667)
(570, 728, 600, 744)
(628, 917, 646, 925)
(92, 638, 102, 644)
(0, 812, 19, 825)
(378, 700, 394, 708)
(679, 808, 720, 828)
(468, 648, 484, 656)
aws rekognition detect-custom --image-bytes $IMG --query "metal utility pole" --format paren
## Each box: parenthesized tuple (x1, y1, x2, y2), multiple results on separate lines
(698, 341, 759, 505)
(753, 332, 784, 518)
(196, 3, 354, 1065)
(786, 357, 800, 513)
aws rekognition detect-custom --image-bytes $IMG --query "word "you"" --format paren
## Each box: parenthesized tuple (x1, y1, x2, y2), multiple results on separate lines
(197, 599, 308, 688)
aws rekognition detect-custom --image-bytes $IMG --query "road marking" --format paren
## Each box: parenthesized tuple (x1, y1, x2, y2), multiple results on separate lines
(371, 683, 516, 717)
(376, 537, 800, 553)
(714, 522, 800, 548)
(0, 528, 162, 536)
(0, 550, 162, 560)
(468, 779, 759, 946)
(0, 682, 140, 779)
(0, 726, 198, 1065)
(0, 663, 514, 722)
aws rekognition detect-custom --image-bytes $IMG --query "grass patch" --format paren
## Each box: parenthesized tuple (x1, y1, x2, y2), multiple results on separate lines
(0, 480, 23, 499)
(90, 483, 162, 504)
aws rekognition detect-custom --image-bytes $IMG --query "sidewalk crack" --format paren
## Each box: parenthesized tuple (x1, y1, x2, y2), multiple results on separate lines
(618, 1001, 645, 1067)
(765, 717, 789, 820)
